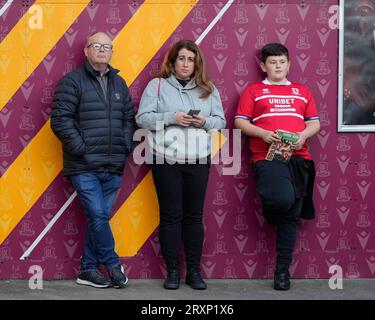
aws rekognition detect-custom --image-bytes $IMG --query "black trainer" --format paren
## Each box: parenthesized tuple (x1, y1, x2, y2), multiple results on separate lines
(108, 265, 128, 289)
(76, 270, 112, 288)
(164, 269, 180, 290)
(274, 270, 290, 290)
(186, 269, 207, 290)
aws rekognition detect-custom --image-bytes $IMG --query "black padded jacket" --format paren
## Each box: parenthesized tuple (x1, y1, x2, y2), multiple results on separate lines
(51, 59, 135, 176)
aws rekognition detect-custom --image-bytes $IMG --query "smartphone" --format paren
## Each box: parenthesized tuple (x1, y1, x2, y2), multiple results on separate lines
(187, 109, 201, 116)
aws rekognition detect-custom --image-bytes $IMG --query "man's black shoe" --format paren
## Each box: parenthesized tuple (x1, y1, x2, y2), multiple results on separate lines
(108, 265, 128, 289)
(76, 270, 112, 288)
(274, 271, 290, 290)
(186, 270, 207, 290)
(164, 269, 180, 290)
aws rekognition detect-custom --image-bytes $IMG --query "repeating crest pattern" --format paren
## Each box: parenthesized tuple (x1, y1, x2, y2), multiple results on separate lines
(1, 0, 374, 280)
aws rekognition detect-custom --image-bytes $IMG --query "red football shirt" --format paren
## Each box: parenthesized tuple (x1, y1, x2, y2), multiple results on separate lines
(235, 79, 319, 163)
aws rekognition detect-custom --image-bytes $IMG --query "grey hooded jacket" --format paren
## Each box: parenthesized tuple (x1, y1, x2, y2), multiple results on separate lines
(136, 75, 226, 163)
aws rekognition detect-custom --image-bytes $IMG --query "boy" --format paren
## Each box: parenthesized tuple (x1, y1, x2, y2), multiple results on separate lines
(234, 43, 320, 290)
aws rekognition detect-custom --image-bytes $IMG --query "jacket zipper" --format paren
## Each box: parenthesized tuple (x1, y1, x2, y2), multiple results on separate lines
(108, 78, 113, 159)
(91, 75, 112, 160)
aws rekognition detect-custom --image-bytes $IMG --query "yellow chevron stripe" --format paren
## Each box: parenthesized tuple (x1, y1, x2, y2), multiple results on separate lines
(0, 0, 90, 111)
(111, 0, 197, 83)
(0, 0, 199, 246)
(110, 171, 160, 256)
(0, 120, 62, 241)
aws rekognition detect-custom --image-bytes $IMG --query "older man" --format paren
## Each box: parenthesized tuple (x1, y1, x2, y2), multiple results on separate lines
(51, 32, 135, 288)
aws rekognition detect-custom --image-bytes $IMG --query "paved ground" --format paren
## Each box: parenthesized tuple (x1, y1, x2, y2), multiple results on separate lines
(0, 278, 374, 300)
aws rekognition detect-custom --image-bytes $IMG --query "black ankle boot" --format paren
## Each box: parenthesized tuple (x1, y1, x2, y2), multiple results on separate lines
(274, 270, 290, 291)
(186, 269, 207, 290)
(164, 269, 180, 290)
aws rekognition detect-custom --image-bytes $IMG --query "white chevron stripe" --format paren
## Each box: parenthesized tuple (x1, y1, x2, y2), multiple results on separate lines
(20, 191, 77, 260)
(0, 0, 13, 17)
(195, 0, 234, 45)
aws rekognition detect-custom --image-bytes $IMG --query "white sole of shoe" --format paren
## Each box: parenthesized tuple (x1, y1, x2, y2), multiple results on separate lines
(114, 275, 129, 288)
(110, 265, 129, 289)
(76, 278, 111, 288)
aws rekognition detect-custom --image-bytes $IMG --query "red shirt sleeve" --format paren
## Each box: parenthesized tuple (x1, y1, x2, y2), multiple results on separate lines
(235, 86, 255, 122)
(303, 86, 319, 121)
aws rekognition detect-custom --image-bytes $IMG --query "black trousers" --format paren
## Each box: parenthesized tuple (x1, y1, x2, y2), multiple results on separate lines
(151, 163, 210, 271)
(253, 160, 303, 272)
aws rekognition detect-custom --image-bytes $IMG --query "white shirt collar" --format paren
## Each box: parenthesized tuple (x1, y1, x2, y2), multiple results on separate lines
(263, 78, 291, 85)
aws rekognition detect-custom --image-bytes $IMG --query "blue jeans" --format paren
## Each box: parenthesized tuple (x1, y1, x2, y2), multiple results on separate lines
(71, 172, 122, 272)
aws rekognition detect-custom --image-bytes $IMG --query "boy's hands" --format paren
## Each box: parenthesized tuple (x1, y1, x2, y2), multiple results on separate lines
(261, 130, 307, 149)
(261, 130, 281, 144)
(291, 132, 307, 150)
(261, 130, 307, 150)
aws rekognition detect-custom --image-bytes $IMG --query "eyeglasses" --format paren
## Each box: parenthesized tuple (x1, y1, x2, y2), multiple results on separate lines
(87, 43, 113, 51)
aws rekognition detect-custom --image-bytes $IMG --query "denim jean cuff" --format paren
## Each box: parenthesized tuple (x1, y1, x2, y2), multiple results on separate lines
(106, 262, 121, 270)
(79, 267, 99, 273)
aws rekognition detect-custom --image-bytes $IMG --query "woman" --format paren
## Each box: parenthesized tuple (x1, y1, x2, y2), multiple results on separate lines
(136, 40, 226, 290)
